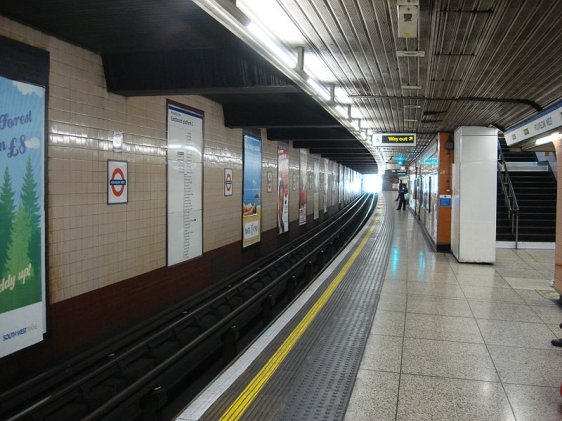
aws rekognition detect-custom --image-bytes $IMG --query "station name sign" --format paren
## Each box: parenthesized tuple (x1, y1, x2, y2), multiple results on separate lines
(504, 102, 562, 147)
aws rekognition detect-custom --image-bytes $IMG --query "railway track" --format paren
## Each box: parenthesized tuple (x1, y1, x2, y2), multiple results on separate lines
(1, 193, 376, 421)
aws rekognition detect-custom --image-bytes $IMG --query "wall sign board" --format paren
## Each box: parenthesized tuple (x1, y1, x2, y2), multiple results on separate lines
(380, 134, 416, 145)
(107, 160, 128, 204)
(166, 102, 204, 265)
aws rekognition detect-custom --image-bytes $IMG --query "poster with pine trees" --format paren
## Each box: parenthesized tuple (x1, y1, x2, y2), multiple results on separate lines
(0, 75, 46, 358)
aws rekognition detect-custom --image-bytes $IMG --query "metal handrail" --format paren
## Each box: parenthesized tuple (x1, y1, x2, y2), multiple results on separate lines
(497, 141, 520, 248)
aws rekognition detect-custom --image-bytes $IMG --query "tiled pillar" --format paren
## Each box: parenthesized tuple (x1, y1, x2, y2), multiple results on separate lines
(553, 140, 562, 296)
(451, 126, 498, 263)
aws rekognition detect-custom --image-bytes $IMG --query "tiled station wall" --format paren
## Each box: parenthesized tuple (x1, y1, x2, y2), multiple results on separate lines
(0, 17, 354, 304)
(0, 16, 360, 377)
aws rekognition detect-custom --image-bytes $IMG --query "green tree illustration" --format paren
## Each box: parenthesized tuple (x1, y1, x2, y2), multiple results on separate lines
(0, 205, 41, 312)
(0, 166, 16, 276)
(20, 157, 41, 281)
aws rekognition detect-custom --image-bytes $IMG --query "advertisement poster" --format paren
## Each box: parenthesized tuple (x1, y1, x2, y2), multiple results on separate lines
(167, 102, 204, 265)
(332, 162, 339, 206)
(0, 75, 46, 358)
(299, 149, 307, 225)
(243, 134, 262, 247)
(323, 158, 329, 213)
(277, 142, 289, 234)
(313, 154, 320, 220)
(339, 165, 344, 204)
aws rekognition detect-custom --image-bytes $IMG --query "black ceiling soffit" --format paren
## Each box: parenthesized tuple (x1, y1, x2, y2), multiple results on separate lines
(0, 0, 372, 172)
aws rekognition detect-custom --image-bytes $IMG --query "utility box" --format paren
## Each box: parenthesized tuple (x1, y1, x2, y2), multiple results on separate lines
(451, 127, 498, 263)
(397, 0, 419, 38)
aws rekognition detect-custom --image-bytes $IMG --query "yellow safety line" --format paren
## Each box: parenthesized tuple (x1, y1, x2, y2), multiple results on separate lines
(219, 218, 378, 421)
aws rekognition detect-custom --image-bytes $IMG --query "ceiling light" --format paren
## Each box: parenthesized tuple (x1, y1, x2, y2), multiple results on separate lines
(349, 106, 364, 119)
(307, 78, 331, 101)
(237, 0, 305, 45)
(334, 87, 352, 104)
(404, 119, 418, 122)
(396, 50, 425, 57)
(246, 22, 297, 68)
(334, 105, 349, 119)
(535, 132, 562, 146)
(401, 85, 422, 90)
(303, 52, 337, 82)
(404, 104, 421, 109)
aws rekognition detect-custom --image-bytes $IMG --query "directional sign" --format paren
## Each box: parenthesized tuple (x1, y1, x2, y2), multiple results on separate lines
(108, 160, 128, 204)
(380, 134, 416, 145)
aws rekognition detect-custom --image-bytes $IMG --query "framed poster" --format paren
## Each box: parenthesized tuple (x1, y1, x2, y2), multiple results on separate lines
(323, 158, 328, 213)
(0, 75, 46, 358)
(277, 142, 289, 234)
(267, 171, 273, 193)
(242, 134, 262, 248)
(313, 154, 320, 220)
(166, 101, 204, 266)
(299, 149, 308, 225)
(107, 160, 128, 204)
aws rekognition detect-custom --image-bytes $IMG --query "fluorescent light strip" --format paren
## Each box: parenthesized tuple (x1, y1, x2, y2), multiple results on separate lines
(535, 132, 561, 146)
(307, 78, 331, 101)
(246, 22, 297, 68)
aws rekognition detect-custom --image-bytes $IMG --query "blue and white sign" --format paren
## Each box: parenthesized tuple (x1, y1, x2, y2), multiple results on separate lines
(439, 194, 451, 207)
(505, 102, 562, 146)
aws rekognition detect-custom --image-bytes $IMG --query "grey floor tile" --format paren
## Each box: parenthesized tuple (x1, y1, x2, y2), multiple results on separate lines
(488, 345, 562, 387)
(402, 338, 498, 381)
(461, 285, 526, 303)
(377, 294, 407, 312)
(372, 310, 406, 336)
(397, 374, 516, 421)
(469, 301, 543, 323)
(496, 268, 548, 279)
(477, 318, 557, 349)
(344, 370, 399, 421)
(407, 271, 458, 283)
(503, 276, 554, 290)
(495, 249, 526, 261)
(549, 324, 561, 338)
(381, 281, 408, 295)
(407, 296, 473, 317)
(407, 283, 465, 298)
(453, 264, 497, 276)
(405, 313, 483, 343)
(455, 273, 510, 288)
(504, 384, 562, 421)
(532, 304, 562, 324)
(397, 375, 456, 421)
(451, 378, 515, 421)
(384, 272, 408, 282)
(360, 334, 403, 373)
(515, 289, 560, 306)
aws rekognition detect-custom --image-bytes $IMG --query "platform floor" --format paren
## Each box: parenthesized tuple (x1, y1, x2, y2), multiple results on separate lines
(346, 193, 562, 421)
(178, 192, 562, 420)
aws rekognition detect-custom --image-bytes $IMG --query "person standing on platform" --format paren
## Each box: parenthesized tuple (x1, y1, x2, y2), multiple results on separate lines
(395, 182, 409, 211)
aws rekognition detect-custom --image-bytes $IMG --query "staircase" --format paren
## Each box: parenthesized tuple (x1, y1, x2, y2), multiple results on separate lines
(497, 138, 556, 243)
